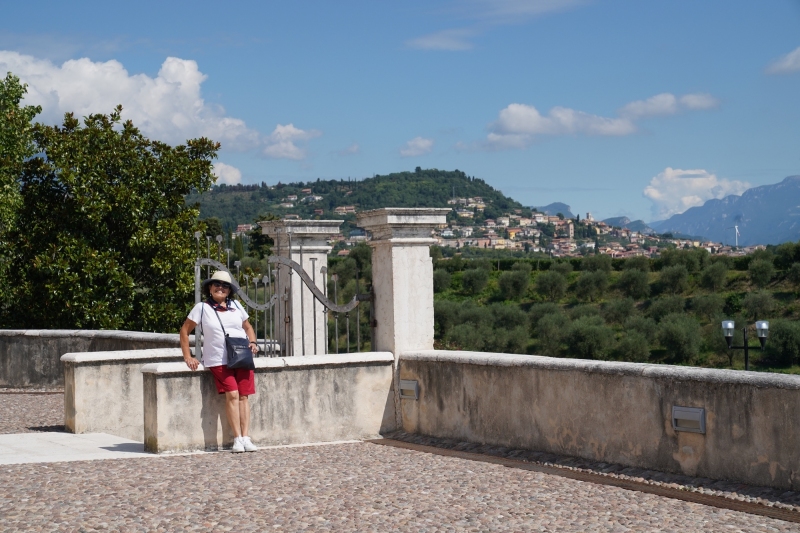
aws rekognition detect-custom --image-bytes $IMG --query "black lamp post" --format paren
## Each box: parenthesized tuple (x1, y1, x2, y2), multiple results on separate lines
(722, 320, 769, 371)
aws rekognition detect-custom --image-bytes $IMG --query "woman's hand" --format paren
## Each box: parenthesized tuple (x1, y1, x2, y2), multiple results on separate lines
(184, 356, 200, 371)
(249, 342, 258, 355)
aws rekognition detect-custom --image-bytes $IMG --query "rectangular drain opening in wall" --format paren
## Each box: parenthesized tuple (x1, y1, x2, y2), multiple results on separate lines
(672, 406, 705, 434)
(399, 380, 419, 400)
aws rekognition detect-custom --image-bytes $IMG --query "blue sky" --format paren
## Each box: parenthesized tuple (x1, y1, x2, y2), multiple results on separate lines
(2, 0, 799, 222)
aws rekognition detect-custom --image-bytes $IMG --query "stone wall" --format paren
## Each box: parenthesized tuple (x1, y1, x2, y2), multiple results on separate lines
(399, 350, 800, 491)
(142, 352, 395, 453)
(0, 330, 193, 388)
(62, 348, 185, 441)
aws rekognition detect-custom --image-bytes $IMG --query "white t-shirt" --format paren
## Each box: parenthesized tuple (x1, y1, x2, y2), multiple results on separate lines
(187, 300, 250, 367)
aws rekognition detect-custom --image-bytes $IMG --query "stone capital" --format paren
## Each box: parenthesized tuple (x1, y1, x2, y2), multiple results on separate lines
(259, 219, 342, 253)
(357, 208, 449, 243)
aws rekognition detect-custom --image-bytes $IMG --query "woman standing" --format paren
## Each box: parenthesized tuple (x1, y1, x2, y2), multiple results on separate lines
(180, 270, 258, 453)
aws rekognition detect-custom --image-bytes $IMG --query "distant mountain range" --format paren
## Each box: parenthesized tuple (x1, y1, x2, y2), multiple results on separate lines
(601, 217, 655, 234)
(535, 202, 574, 218)
(650, 175, 800, 246)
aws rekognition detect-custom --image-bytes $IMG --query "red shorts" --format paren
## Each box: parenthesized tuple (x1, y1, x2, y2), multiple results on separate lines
(208, 365, 256, 396)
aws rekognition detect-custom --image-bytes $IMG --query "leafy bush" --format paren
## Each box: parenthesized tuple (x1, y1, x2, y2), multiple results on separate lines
(775, 243, 800, 270)
(551, 261, 573, 276)
(574, 271, 608, 302)
(624, 315, 658, 344)
(764, 319, 800, 367)
(534, 271, 567, 302)
(603, 298, 636, 324)
(748, 259, 775, 288)
(615, 331, 651, 363)
(461, 268, 489, 295)
(498, 269, 530, 300)
(623, 256, 650, 272)
(488, 303, 528, 330)
(529, 303, 562, 334)
(565, 315, 614, 360)
(583, 254, 612, 272)
(568, 304, 601, 320)
(433, 300, 460, 337)
(433, 269, 451, 293)
(618, 269, 650, 300)
(788, 263, 800, 286)
(700, 261, 728, 291)
(647, 295, 685, 322)
(659, 265, 688, 294)
(437, 301, 530, 354)
(742, 291, 775, 321)
(536, 313, 570, 356)
(692, 293, 725, 322)
(658, 313, 701, 363)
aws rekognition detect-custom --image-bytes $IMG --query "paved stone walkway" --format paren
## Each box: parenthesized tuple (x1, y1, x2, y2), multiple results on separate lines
(1, 391, 798, 532)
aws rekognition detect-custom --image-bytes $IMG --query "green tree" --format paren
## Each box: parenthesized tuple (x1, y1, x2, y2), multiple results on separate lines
(550, 261, 573, 276)
(536, 313, 569, 356)
(658, 313, 701, 363)
(535, 270, 567, 302)
(5, 106, 217, 331)
(603, 298, 636, 324)
(623, 256, 650, 272)
(0, 74, 41, 301)
(618, 268, 650, 299)
(647, 295, 685, 322)
(565, 315, 614, 359)
(764, 319, 800, 367)
(615, 331, 651, 363)
(659, 264, 689, 294)
(575, 270, 608, 302)
(692, 293, 725, 322)
(624, 315, 658, 344)
(748, 258, 774, 288)
(788, 262, 800, 288)
(461, 268, 489, 295)
(498, 265, 530, 300)
(700, 261, 728, 291)
(741, 291, 775, 321)
(528, 302, 561, 335)
(583, 253, 612, 272)
(433, 269, 451, 293)
(246, 214, 277, 259)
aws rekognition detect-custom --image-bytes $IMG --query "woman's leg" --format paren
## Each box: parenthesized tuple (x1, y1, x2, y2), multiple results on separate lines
(224, 391, 242, 437)
(238, 395, 250, 437)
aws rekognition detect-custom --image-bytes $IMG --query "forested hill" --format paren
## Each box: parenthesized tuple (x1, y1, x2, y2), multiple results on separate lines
(186, 168, 526, 231)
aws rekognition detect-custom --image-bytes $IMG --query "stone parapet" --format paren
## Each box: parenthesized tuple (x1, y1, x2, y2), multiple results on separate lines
(142, 352, 395, 453)
(399, 350, 800, 491)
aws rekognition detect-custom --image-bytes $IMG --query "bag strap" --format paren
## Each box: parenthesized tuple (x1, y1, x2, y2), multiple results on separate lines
(212, 305, 229, 338)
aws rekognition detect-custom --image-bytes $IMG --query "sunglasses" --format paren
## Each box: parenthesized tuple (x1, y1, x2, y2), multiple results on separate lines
(211, 281, 232, 290)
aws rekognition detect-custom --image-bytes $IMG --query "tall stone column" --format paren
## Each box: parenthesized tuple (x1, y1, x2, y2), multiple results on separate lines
(259, 220, 342, 356)
(357, 208, 448, 429)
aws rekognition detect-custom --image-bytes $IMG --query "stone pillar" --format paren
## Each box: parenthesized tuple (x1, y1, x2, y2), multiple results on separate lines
(259, 220, 342, 356)
(357, 208, 448, 430)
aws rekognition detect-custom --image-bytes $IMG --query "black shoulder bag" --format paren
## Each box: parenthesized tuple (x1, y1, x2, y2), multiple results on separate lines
(213, 304, 255, 370)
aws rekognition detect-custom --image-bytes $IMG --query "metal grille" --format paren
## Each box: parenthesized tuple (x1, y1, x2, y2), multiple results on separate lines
(194, 233, 372, 357)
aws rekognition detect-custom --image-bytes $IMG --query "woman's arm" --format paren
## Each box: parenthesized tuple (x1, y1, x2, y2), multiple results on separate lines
(180, 318, 200, 370)
(243, 320, 258, 354)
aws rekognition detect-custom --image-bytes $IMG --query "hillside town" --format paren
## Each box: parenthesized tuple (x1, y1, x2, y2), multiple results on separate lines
(229, 189, 765, 258)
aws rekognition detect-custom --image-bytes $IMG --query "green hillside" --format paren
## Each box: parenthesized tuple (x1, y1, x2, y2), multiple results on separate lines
(186, 168, 527, 233)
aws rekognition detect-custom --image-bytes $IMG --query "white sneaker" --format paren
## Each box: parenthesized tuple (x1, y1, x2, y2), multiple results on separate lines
(242, 436, 258, 452)
(231, 437, 245, 453)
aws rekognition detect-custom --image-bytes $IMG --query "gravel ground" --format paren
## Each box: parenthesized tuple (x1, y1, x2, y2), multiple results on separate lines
(0, 390, 64, 434)
(1, 392, 798, 532)
(2, 442, 798, 532)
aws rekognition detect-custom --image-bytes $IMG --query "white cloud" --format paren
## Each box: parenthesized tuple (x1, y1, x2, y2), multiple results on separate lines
(0, 51, 322, 160)
(0, 51, 261, 149)
(400, 137, 434, 157)
(642, 167, 750, 219)
(482, 92, 717, 150)
(408, 0, 587, 51)
(212, 162, 242, 185)
(406, 29, 476, 51)
(263, 123, 322, 160)
(766, 46, 800, 74)
(338, 143, 360, 156)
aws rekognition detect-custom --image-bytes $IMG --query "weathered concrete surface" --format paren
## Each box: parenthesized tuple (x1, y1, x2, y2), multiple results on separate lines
(399, 350, 800, 491)
(142, 352, 395, 453)
(0, 330, 193, 388)
(62, 348, 185, 441)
